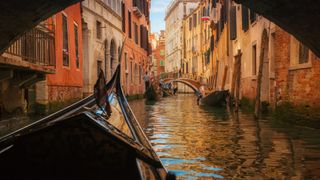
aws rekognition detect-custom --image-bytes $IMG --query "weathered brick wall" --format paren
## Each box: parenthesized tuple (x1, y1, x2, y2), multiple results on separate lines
(287, 54, 320, 106)
(48, 85, 82, 103)
(240, 77, 257, 100)
(274, 26, 291, 104)
(274, 27, 320, 107)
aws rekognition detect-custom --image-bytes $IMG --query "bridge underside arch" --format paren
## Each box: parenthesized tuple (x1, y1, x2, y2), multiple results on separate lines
(0, 0, 82, 54)
(233, 0, 320, 57)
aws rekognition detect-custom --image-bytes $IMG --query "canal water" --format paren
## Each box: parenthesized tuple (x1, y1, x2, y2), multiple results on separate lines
(130, 94, 320, 179)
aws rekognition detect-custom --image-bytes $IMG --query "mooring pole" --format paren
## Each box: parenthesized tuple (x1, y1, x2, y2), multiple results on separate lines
(235, 49, 242, 112)
(254, 29, 269, 119)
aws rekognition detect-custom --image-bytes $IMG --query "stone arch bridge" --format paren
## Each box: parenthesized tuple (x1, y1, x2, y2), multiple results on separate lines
(163, 77, 201, 94)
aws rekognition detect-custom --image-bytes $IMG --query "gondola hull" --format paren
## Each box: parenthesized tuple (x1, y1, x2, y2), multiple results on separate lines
(145, 84, 158, 101)
(200, 90, 229, 107)
(0, 66, 168, 180)
(0, 113, 143, 179)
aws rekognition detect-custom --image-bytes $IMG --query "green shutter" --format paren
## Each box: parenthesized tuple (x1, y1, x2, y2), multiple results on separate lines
(242, 5, 249, 32)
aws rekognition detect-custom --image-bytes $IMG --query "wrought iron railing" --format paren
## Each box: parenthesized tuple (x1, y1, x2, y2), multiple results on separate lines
(4, 25, 55, 66)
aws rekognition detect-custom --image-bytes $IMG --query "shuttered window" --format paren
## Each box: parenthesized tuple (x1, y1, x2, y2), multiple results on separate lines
(128, 11, 132, 38)
(96, 21, 102, 39)
(134, 23, 138, 44)
(216, 21, 220, 42)
(140, 25, 143, 48)
(62, 14, 69, 66)
(122, 2, 125, 32)
(252, 44, 257, 75)
(241, 5, 249, 32)
(230, 6, 237, 40)
(74, 23, 79, 68)
(250, 10, 257, 23)
(299, 43, 309, 64)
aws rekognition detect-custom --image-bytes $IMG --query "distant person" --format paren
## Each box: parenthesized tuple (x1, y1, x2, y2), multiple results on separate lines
(199, 85, 206, 96)
(159, 78, 164, 88)
(173, 86, 178, 95)
(144, 72, 150, 91)
(197, 85, 206, 105)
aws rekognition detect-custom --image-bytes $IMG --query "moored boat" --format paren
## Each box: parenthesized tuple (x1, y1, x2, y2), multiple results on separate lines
(0, 65, 169, 179)
(145, 84, 158, 101)
(200, 90, 229, 107)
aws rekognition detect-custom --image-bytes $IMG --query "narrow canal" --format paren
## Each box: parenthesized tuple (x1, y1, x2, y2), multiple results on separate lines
(130, 94, 320, 179)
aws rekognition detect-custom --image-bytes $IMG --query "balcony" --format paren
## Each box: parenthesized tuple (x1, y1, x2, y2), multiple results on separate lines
(132, 0, 145, 18)
(0, 25, 55, 73)
(132, 7, 142, 18)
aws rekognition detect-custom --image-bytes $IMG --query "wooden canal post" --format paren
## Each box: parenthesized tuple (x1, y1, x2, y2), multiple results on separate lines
(221, 65, 228, 90)
(234, 49, 242, 112)
(254, 29, 269, 118)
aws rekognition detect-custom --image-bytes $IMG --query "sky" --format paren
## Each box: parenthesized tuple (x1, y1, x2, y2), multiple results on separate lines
(150, 0, 172, 33)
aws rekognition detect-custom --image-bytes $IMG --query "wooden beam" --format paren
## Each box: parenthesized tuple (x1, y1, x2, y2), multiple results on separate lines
(221, 65, 228, 90)
(235, 50, 242, 112)
(255, 29, 269, 118)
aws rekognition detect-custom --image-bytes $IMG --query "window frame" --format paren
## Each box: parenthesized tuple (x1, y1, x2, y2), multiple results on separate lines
(74, 22, 80, 69)
(252, 43, 257, 76)
(62, 13, 69, 67)
(96, 20, 102, 40)
(289, 36, 312, 70)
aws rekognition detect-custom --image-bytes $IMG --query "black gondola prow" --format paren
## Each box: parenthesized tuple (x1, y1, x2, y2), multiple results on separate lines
(94, 69, 112, 118)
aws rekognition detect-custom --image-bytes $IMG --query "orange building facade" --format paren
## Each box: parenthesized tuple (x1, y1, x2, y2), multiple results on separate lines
(36, 3, 83, 108)
(121, 0, 151, 96)
(150, 32, 166, 78)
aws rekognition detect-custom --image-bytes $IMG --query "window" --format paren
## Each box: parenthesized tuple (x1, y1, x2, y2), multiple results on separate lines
(124, 52, 128, 70)
(139, 65, 142, 84)
(134, 23, 138, 44)
(97, 60, 102, 77)
(122, 2, 125, 32)
(134, 64, 138, 84)
(160, 60, 165, 66)
(62, 14, 69, 66)
(252, 44, 257, 75)
(96, 21, 102, 39)
(193, 14, 197, 28)
(230, 6, 237, 40)
(130, 61, 133, 82)
(189, 17, 192, 31)
(242, 5, 249, 31)
(128, 11, 132, 38)
(290, 36, 310, 66)
(160, 50, 165, 56)
(299, 43, 309, 64)
(250, 10, 256, 24)
(74, 23, 80, 68)
(140, 25, 143, 48)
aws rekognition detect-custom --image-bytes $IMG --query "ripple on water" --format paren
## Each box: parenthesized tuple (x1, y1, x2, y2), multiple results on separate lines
(130, 94, 320, 179)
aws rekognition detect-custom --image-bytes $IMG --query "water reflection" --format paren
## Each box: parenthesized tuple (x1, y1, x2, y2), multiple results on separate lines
(130, 94, 320, 179)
